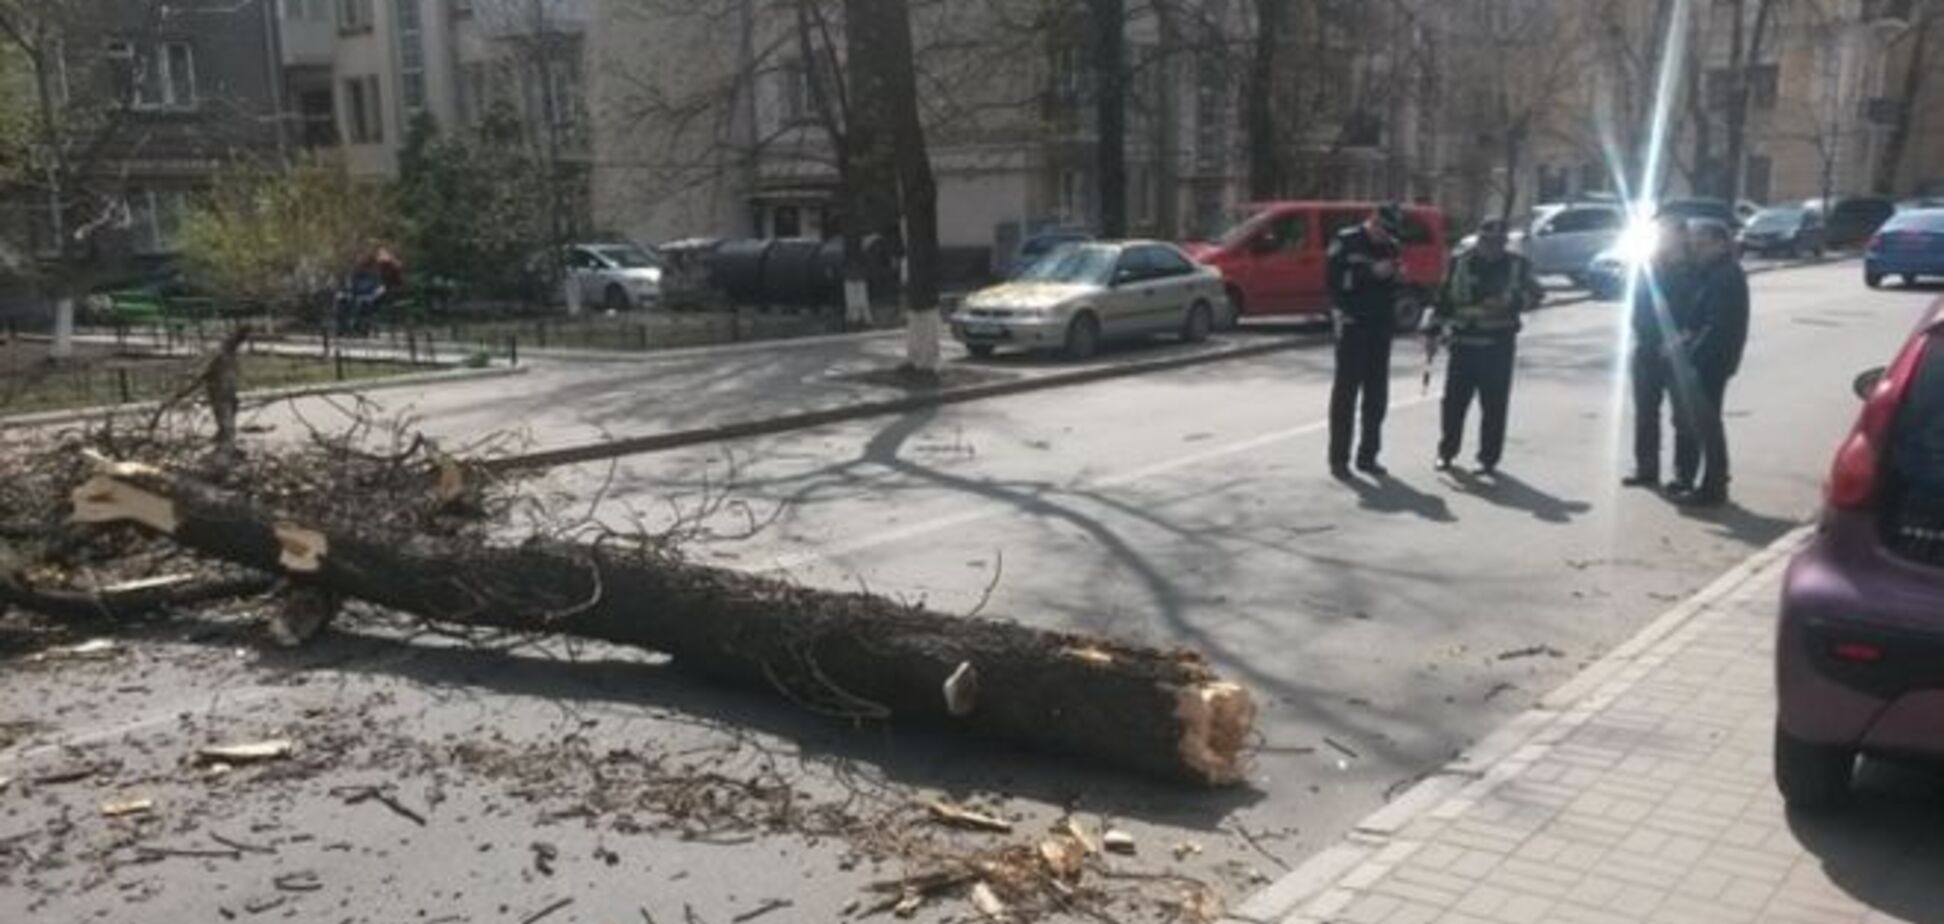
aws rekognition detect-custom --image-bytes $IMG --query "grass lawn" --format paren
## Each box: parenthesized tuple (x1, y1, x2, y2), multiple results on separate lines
(1, 345, 435, 417)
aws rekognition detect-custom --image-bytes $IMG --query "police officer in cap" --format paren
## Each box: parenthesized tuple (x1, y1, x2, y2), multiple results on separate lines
(1431, 218, 1541, 474)
(1327, 203, 1407, 478)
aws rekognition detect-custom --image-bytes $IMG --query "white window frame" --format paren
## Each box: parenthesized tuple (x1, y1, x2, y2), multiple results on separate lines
(130, 40, 195, 111)
(338, 0, 374, 33)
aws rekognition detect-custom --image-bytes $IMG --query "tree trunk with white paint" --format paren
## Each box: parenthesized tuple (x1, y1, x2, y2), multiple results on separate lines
(51, 296, 74, 360)
(903, 306, 943, 373)
(70, 462, 1256, 786)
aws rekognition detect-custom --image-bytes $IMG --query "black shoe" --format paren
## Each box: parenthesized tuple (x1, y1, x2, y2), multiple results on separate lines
(1356, 459, 1389, 477)
(1621, 473, 1661, 489)
(1330, 463, 1355, 481)
(1477, 461, 1499, 477)
(1434, 457, 1455, 473)
(1675, 487, 1728, 508)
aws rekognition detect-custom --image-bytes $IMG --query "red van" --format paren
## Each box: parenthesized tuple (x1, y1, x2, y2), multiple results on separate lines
(1186, 201, 1449, 328)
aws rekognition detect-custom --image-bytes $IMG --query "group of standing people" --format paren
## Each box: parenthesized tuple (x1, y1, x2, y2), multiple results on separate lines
(1324, 203, 1749, 508)
(1624, 215, 1751, 508)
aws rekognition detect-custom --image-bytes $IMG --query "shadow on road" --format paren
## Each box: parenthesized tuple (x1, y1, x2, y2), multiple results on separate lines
(1678, 499, 1802, 548)
(1448, 470, 1591, 524)
(1344, 473, 1456, 523)
(1787, 758, 1944, 924)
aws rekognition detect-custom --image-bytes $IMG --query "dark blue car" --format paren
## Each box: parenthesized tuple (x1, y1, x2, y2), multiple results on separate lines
(1866, 209, 1944, 288)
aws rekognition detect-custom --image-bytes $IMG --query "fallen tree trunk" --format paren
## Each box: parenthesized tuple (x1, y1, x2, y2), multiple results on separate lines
(0, 571, 275, 622)
(71, 460, 1255, 785)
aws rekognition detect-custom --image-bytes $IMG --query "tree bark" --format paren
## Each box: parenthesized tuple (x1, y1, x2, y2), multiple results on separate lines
(1721, 0, 1778, 200)
(1090, 0, 1128, 237)
(1246, 0, 1289, 200)
(1874, 2, 1938, 195)
(71, 462, 1257, 786)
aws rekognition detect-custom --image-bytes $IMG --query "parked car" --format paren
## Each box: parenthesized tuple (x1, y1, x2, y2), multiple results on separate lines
(1583, 201, 1727, 301)
(1006, 228, 1093, 279)
(564, 242, 666, 311)
(1823, 196, 1897, 249)
(1186, 200, 1447, 329)
(1515, 202, 1626, 284)
(1864, 209, 1944, 288)
(1896, 197, 1944, 213)
(1656, 197, 1742, 229)
(1775, 297, 1944, 810)
(1739, 206, 1826, 259)
(949, 241, 1228, 360)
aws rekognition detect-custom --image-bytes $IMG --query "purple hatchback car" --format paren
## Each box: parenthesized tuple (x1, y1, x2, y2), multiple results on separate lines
(1777, 298, 1944, 809)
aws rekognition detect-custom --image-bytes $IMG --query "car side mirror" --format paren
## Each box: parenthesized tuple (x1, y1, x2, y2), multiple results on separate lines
(1854, 366, 1887, 400)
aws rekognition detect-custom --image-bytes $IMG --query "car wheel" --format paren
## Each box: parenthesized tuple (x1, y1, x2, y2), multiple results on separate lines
(1902, 274, 1919, 288)
(1224, 286, 1246, 326)
(1566, 272, 1589, 290)
(1393, 291, 1426, 333)
(1774, 726, 1855, 811)
(1182, 301, 1214, 344)
(1866, 270, 1884, 288)
(1063, 312, 1101, 361)
(604, 284, 631, 312)
(965, 343, 996, 359)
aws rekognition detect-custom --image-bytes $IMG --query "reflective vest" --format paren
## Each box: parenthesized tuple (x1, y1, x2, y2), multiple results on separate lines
(1447, 253, 1526, 334)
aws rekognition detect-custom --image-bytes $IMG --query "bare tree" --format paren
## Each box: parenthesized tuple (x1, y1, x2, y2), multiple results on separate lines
(1088, 0, 1129, 236)
(1717, 0, 1784, 200)
(1244, 0, 1291, 199)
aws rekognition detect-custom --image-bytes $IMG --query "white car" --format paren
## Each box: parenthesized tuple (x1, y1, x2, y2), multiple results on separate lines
(950, 241, 1229, 360)
(564, 242, 665, 311)
(1457, 202, 1626, 286)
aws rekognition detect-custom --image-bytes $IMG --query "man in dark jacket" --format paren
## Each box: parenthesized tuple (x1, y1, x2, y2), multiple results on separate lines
(1431, 219, 1542, 474)
(1624, 215, 1694, 490)
(1327, 203, 1407, 478)
(1669, 220, 1749, 507)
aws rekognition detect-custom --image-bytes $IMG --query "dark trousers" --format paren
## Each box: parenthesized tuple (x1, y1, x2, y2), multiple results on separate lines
(1631, 348, 1669, 479)
(1673, 363, 1732, 492)
(1439, 338, 1517, 467)
(1329, 322, 1394, 466)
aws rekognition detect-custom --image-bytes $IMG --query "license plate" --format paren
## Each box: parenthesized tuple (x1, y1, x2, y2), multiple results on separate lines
(963, 323, 1004, 337)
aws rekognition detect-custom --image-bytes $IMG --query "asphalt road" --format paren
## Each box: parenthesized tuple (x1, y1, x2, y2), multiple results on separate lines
(3, 262, 1939, 923)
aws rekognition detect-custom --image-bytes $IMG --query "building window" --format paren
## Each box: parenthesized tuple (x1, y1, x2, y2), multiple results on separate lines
(1579, 162, 1609, 194)
(1058, 169, 1088, 224)
(126, 189, 188, 255)
(298, 88, 337, 147)
(338, 0, 374, 33)
(451, 0, 474, 19)
(122, 40, 194, 110)
(396, 0, 426, 115)
(1052, 45, 1083, 103)
(1707, 64, 1781, 111)
(344, 75, 383, 143)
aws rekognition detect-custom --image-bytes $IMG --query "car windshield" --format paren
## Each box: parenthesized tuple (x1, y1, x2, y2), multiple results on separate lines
(1747, 208, 1804, 231)
(1215, 208, 1271, 247)
(1882, 210, 1944, 233)
(592, 245, 660, 269)
(1659, 200, 1735, 225)
(1016, 244, 1118, 285)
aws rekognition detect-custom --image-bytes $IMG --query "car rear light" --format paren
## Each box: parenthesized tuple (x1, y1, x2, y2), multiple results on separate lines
(1831, 641, 1884, 663)
(1826, 333, 1935, 510)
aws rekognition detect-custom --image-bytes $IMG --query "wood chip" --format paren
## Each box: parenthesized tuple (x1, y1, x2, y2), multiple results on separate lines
(0, 775, 13, 793)
(40, 638, 119, 660)
(195, 740, 294, 765)
(925, 800, 1012, 834)
(101, 797, 154, 817)
(970, 882, 1006, 919)
(892, 892, 924, 918)
(1037, 835, 1085, 879)
(1172, 841, 1203, 860)
(1102, 829, 1136, 854)
(33, 765, 97, 785)
(1057, 817, 1098, 854)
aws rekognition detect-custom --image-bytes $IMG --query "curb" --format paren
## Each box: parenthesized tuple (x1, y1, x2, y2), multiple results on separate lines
(1, 363, 527, 431)
(1225, 525, 1815, 924)
(486, 336, 1305, 472)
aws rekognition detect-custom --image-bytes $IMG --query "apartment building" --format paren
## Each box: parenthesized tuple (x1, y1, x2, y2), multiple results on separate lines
(275, 0, 590, 195)
(1, 0, 284, 267)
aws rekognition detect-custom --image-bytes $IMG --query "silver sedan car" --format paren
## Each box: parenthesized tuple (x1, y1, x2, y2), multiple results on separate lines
(949, 241, 1230, 359)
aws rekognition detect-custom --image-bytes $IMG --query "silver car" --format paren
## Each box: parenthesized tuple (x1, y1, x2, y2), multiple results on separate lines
(950, 241, 1229, 360)
(565, 242, 665, 311)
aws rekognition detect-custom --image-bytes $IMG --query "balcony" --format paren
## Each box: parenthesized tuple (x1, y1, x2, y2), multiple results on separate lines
(470, 0, 590, 37)
(280, 15, 334, 66)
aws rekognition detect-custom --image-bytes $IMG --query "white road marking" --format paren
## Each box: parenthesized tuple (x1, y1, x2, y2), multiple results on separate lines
(758, 392, 1441, 573)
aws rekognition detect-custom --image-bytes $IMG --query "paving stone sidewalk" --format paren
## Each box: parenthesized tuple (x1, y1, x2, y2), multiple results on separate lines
(1236, 528, 1944, 924)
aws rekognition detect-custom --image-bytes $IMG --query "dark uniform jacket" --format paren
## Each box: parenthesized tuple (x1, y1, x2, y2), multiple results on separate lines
(1630, 258, 1692, 353)
(1327, 224, 1402, 327)
(1435, 251, 1541, 346)
(1685, 256, 1751, 377)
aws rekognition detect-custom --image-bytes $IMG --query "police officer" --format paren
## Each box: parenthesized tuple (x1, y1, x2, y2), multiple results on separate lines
(1668, 219, 1748, 507)
(1327, 203, 1407, 478)
(1431, 219, 1541, 475)
(1623, 215, 1695, 490)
